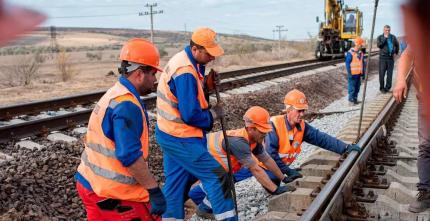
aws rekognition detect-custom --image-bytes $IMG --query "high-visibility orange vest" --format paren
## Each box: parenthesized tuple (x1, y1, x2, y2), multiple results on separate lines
(208, 128, 257, 173)
(77, 82, 150, 202)
(349, 49, 363, 75)
(156, 50, 209, 138)
(270, 115, 305, 165)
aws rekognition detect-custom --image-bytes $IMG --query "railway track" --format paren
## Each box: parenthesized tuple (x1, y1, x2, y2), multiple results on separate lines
(0, 56, 364, 144)
(256, 69, 425, 221)
(0, 51, 385, 220)
(0, 59, 319, 121)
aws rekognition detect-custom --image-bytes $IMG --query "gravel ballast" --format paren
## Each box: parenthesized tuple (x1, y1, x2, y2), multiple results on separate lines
(1, 59, 381, 220)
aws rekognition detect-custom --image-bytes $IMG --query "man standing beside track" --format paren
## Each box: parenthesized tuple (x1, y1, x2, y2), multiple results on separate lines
(75, 38, 166, 221)
(257, 89, 361, 183)
(345, 37, 366, 106)
(188, 106, 296, 219)
(156, 27, 236, 221)
(377, 25, 399, 93)
(394, 0, 430, 210)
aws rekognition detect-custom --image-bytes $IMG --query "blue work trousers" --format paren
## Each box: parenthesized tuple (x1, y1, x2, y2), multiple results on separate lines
(348, 73, 361, 102)
(188, 167, 278, 206)
(157, 137, 237, 221)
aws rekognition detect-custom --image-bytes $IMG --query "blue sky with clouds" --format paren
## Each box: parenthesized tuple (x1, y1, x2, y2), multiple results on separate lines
(10, 0, 405, 40)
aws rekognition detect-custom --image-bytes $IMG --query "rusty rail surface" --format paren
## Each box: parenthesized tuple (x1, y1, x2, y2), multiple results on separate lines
(0, 59, 319, 121)
(299, 67, 413, 221)
(0, 53, 378, 144)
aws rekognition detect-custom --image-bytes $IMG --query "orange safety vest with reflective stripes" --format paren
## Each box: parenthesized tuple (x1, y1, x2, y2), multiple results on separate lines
(349, 49, 363, 75)
(156, 50, 209, 138)
(208, 128, 257, 173)
(77, 82, 150, 202)
(271, 115, 305, 165)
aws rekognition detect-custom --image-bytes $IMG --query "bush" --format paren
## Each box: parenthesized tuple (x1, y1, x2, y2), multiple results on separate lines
(7, 54, 42, 86)
(57, 49, 77, 82)
(86, 52, 102, 61)
(226, 43, 258, 56)
(159, 47, 168, 57)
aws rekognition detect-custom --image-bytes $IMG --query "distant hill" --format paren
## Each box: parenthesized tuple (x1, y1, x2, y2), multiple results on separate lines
(33, 27, 271, 45)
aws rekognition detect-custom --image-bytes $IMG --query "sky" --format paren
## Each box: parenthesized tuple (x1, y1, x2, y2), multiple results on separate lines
(10, 0, 406, 40)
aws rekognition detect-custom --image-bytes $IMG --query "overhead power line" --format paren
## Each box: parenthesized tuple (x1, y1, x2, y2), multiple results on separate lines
(50, 13, 138, 19)
(36, 4, 150, 9)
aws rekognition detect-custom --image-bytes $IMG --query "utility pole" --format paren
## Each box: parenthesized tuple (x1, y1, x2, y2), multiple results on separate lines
(139, 3, 163, 43)
(183, 23, 188, 43)
(273, 25, 288, 58)
(49, 26, 58, 57)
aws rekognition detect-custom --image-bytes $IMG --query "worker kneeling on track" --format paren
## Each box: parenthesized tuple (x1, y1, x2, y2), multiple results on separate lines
(75, 38, 166, 221)
(189, 106, 296, 219)
(242, 89, 362, 185)
(346, 37, 366, 106)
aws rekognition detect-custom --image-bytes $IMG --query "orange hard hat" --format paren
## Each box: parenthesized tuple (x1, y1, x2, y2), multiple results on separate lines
(0, 1, 46, 46)
(119, 38, 162, 72)
(284, 89, 308, 110)
(191, 27, 224, 57)
(354, 37, 365, 47)
(243, 106, 272, 133)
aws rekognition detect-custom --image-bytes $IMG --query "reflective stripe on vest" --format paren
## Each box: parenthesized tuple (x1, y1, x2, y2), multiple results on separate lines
(156, 50, 209, 138)
(207, 128, 256, 173)
(350, 49, 363, 75)
(271, 115, 305, 165)
(77, 82, 150, 202)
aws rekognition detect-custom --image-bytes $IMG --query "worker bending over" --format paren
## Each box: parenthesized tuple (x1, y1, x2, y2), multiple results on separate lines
(261, 89, 361, 182)
(189, 106, 296, 219)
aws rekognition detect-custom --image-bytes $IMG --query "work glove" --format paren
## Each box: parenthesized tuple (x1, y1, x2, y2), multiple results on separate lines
(210, 104, 225, 120)
(282, 172, 303, 184)
(148, 187, 166, 216)
(345, 144, 361, 154)
(271, 185, 296, 195)
(204, 69, 221, 93)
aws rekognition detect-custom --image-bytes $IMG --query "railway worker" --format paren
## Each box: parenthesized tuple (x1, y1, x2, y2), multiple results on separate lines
(75, 38, 166, 221)
(0, 1, 45, 46)
(188, 106, 296, 219)
(259, 89, 361, 183)
(395, 0, 430, 212)
(155, 27, 236, 221)
(345, 37, 366, 106)
(377, 25, 399, 94)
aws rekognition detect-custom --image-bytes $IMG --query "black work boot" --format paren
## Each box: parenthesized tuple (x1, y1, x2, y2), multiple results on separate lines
(409, 190, 430, 213)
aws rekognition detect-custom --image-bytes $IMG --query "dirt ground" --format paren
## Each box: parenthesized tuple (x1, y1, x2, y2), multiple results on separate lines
(0, 29, 313, 106)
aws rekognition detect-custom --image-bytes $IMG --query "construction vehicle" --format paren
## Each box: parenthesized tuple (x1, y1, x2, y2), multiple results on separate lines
(315, 0, 363, 59)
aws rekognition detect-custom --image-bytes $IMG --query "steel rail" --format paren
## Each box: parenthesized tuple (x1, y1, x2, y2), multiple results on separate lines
(299, 66, 413, 221)
(0, 53, 378, 143)
(0, 59, 318, 121)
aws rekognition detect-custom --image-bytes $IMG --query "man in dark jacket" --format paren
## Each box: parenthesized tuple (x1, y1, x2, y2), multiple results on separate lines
(377, 25, 399, 93)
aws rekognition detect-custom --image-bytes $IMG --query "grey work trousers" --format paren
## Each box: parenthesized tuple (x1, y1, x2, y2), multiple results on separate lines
(417, 100, 430, 190)
(379, 58, 395, 91)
